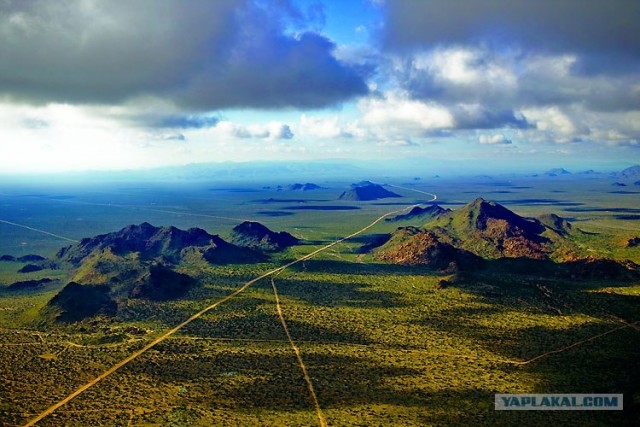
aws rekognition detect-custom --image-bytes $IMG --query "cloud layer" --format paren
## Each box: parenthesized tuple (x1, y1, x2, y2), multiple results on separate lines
(378, 0, 640, 147)
(1, 0, 639, 173)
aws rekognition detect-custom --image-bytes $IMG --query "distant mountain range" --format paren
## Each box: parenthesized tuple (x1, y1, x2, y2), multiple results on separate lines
(544, 168, 572, 177)
(576, 169, 600, 175)
(285, 183, 323, 191)
(534, 165, 640, 180)
(0, 254, 46, 262)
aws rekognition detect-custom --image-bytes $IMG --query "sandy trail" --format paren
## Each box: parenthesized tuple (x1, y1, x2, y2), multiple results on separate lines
(0, 219, 79, 243)
(271, 274, 327, 427)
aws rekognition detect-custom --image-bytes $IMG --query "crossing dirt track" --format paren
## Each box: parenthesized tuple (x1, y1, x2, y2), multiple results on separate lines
(22, 192, 437, 426)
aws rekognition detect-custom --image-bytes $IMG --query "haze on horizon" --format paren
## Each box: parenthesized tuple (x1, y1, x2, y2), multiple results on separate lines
(1, 0, 639, 174)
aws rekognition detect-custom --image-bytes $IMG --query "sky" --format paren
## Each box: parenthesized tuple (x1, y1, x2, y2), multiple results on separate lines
(1, 0, 639, 174)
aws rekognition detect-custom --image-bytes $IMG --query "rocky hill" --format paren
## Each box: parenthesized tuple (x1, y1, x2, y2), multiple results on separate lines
(43, 223, 264, 322)
(425, 198, 556, 259)
(373, 198, 638, 280)
(385, 204, 449, 222)
(374, 227, 481, 270)
(230, 221, 299, 252)
(338, 183, 401, 201)
(8, 278, 55, 291)
(373, 198, 578, 270)
(627, 237, 640, 248)
(56, 222, 261, 266)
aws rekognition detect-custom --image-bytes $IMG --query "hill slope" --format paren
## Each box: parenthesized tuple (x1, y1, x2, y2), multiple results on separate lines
(385, 204, 449, 223)
(374, 198, 577, 269)
(338, 183, 401, 201)
(538, 213, 572, 235)
(426, 198, 556, 259)
(56, 222, 262, 266)
(230, 221, 299, 252)
(43, 282, 117, 322)
(44, 223, 264, 322)
(616, 165, 640, 179)
(375, 227, 481, 270)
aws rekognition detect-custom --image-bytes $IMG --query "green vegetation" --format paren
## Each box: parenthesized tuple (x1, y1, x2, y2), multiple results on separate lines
(0, 178, 639, 426)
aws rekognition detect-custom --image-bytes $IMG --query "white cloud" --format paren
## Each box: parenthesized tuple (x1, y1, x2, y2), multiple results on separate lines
(376, 139, 417, 147)
(359, 92, 454, 133)
(478, 134, 512, 145)
(0, 102, 302, 173)
(522, 54, 577, 79)
(299, 114, 354, 139)
(391, 45, 640, 130)
(0, 103, 154, 172)
(215, 120, 294, 140)
(521, 106, 579, 139)
(269, 122, 294, 140)
(298, 93, 454, 144)
(407, 47, 518, 96)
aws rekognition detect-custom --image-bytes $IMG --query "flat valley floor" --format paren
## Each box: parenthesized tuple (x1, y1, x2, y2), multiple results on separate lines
(1, 176, 639, 426)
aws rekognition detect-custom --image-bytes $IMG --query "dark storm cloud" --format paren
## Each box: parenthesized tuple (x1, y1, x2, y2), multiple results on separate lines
(383, 0, 640, 57)
(0, 0, 368, 109)
(178, 32, 371, 109)
(451, 106, 530, 130)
